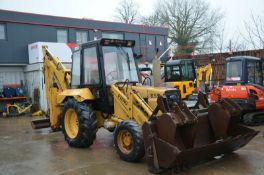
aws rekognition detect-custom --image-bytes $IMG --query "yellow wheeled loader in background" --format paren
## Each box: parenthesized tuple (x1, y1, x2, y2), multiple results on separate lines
(31, 38, 258, 173)
(164, 59, 196, 99)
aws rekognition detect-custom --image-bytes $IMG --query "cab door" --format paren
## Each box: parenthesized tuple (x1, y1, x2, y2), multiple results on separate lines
(80, 44, 113, 113)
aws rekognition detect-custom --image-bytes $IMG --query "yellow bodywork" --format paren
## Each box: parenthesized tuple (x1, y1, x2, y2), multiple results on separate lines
(57, 88, 94, 103)
(196, 63, 212, 88)
(109, 85, 171, 126)
(7, 102, 32, 115)
(42, 45, 175, 131)
(64, 108, 79, 139)
(42, 46, 95, 129)
(165, 81, 194, 99)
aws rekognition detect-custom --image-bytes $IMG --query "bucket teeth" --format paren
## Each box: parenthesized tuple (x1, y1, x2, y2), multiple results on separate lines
(143, 96, 258, 173)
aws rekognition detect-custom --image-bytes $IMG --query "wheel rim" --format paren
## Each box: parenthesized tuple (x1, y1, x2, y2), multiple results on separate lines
(64, 109, 79, 139)
(117, 129, 133, 154)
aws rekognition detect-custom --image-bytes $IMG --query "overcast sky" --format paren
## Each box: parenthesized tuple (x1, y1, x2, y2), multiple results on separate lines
(0, 0, 263, 42)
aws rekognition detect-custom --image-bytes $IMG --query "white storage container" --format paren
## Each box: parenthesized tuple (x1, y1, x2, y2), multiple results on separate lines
(26, 42, 72, 112)
(28, 42, 73, 64)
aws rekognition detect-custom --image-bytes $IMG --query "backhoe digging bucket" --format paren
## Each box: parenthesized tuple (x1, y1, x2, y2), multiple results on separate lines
(31, 118, 50, 129)
(142, 96, 258, 173)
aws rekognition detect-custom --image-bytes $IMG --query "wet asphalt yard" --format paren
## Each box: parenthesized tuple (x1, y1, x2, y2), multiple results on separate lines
(0, 115, 263, 175)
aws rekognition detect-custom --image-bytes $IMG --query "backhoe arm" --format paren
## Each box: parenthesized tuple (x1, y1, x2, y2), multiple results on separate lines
(42, 46, 71, 129)
(196, 63, 212, 88)
(42, 46, 71, 91)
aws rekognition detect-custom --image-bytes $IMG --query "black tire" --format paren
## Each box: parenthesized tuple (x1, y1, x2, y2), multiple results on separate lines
(61, 98, 97, 148)
(114, 120, 145, 162)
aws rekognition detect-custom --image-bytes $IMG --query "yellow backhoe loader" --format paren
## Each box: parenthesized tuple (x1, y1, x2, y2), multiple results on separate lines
(31, 39, 258, 173)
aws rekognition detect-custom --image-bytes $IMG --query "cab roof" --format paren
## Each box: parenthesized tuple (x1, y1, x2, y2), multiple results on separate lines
(226, 56, 262, 62)
(165, 59, 193, 66)
(73, 38, 135, 51)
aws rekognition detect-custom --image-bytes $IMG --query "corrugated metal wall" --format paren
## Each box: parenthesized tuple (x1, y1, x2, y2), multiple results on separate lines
(24, 63, 72, 112)
(0, 67, 25, 86)
(24, 69, 47, 111)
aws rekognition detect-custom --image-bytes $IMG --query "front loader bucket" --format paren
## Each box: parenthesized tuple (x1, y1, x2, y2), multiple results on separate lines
(142, 97, 258, 173)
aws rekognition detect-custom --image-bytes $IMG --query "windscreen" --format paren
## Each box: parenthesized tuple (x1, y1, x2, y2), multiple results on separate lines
(166, 65, 181, 81)
(166, 63, 195, 81)
(226, 61, 242, 82)
(181, 63, 195, 81)
(102, 46, 139, 85)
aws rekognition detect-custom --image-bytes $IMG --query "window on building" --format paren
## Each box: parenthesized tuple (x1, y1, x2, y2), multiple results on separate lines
(0, 24, 6, 40)
(57, 29, 68, 43)
(102, 32, 123, 40)
(76, 31, 88, 44)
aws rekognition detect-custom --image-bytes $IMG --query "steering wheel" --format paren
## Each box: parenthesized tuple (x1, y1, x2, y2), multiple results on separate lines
(106, 70, 117, 81)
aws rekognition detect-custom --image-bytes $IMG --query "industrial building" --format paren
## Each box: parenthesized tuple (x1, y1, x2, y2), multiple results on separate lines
(0, 10, 168, 111)
(0, 9, 168, 77)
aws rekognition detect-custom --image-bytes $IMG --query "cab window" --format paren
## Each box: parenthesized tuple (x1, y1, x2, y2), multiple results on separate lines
(166, 65, 181, 81)
(71, 50, 80, 86)
(226, 61, 242, 81)
(181, 63, 195, 81)
(83, 47, 100, 85)
(247, 61, 262, 84)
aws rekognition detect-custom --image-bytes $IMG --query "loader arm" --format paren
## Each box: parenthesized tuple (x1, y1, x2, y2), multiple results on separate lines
(42, 46, 71, 129)
(110, 84, 153, 125)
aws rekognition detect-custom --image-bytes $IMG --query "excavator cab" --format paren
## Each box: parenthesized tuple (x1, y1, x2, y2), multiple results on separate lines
(164, 59, 196, 99)
(71, 39, 139, 113)
(211, 56, 264, 125)
(226, 56, 263, 86)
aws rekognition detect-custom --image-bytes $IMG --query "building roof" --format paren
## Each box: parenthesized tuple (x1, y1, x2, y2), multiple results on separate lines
(0, 9, 168, 36)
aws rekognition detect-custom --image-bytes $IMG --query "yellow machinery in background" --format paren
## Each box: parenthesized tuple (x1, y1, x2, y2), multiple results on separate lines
(164, 59, 196, 99)
(6, 101, 32, 116)
(31, 39, 257, 173)
(196, 63, 212, 91)
(164, 60, 212, 99)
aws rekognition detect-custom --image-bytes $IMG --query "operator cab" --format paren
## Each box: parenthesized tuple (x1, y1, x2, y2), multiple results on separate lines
(226, 56, 263, 86)
(164, 59, 196, 82)
(71, 38, 140, 113)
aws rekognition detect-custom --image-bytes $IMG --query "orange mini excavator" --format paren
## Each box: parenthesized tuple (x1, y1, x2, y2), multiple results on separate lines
(210, 56, 264, 125)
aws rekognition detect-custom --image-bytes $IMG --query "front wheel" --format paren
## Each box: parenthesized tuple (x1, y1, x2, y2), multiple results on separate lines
(114, 120, 145, 162)
(61, 99, 97, 148)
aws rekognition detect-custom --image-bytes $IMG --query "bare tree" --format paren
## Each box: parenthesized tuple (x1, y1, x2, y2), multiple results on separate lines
(229, 31, 249, 52)
(144, 0, 223, 54)
(141, 13, 161, 26)
(212, 24, 226, 53)
(244, 12, 264, 49)
(114, 0, 139, 24)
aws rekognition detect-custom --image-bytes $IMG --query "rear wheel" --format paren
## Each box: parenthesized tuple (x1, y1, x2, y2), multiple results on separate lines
(61, 99, 97, 148)
(114, 120, 145, 162)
